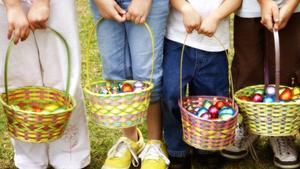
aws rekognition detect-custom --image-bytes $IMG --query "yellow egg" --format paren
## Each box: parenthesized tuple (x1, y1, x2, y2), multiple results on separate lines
(293, 87, 300, 96)
(44, 104, 59, 112)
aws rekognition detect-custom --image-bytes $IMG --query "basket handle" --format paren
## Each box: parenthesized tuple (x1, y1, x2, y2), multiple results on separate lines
(4, 27, 72, 104)
(85, 18, 156, 87)
(179, 34, 235, 108)
(264, 29, 280, 101)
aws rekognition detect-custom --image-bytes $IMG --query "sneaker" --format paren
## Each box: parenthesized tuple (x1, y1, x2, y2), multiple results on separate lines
(270, 136, 300, 169)
(101, 128, 145, 169)
(139, 140, 170, 169)
(220, 123, 259, 160)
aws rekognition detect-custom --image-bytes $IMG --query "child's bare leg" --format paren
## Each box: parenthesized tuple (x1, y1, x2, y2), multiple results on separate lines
(122, 127, 138, 141)
(147, 101, 162, 140)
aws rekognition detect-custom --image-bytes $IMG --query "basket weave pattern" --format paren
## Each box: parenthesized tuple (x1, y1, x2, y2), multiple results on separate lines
(0, 87, 74, 143)
(179, 96, 238, 150)
(84, 80, 153, 128)
(235, 85, 300, 136)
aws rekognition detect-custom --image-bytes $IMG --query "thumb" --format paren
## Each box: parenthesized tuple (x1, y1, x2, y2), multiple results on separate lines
(112, 11, 126, 23)
(272, 4, 279, 23)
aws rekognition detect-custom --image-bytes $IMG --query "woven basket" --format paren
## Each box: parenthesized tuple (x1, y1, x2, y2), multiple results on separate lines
(235, 85, 300, 136)
(179, 96, 238, 150)
(234, 30, 300, 136)
(83, 18, 155, 128)
(178, 35, 238, 150)
(0, 28, 75, 143)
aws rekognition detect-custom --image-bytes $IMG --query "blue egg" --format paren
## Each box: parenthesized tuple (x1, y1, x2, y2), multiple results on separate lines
(266, 86, 276, 96)
(263, 96, 275, 103)
(219, 108, 235, 116)
(196, 108, 208, 117)
(202, 100, 213, 109)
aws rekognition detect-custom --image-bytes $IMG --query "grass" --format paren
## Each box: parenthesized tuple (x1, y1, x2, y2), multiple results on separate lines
(0, 0, 299, 168)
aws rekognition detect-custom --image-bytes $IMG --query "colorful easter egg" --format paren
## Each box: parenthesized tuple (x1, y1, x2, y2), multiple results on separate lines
(265, 86, 276, 96)
(200, 112, 211, 120)
(293, 87, 300, 96)
(122, 83, 134, 92)
(279, 88, 293, 101)
(202, 100, 213, 109)
(254, 89, 265, 95)
(208, 105, 219, 119)
(196, 108, 208, 117)
(263, 96, 275, 103)
(215, 101, 227, 109)
(44, 104, 59, 112)
(252, 93, 263, 102)
(239, 96, 251, 101)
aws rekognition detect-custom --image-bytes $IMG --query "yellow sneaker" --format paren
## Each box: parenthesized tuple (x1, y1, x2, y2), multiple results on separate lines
(101, 128, 145, 169)
(139, 140, 170, 169)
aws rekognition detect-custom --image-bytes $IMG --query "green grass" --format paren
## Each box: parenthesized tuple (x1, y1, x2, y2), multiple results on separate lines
(0, 0, 299, 169)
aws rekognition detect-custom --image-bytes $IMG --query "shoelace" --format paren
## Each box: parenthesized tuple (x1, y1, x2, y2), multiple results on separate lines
(276, 137, 294, 156)
(107, 138, 140, 167)
(139, 144, 170, 165)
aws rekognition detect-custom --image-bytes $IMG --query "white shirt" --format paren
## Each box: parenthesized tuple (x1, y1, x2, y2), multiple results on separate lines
(237, 0, 300, 18)
(165, 0, 230, 52)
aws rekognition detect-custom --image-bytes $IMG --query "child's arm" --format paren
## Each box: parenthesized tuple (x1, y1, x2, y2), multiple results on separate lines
(3, 0, 30, 44)
(275, 0, 299, 30)
(93, 0, 126, 23)
(170, 0, 202, 33)
(198, 0, 242, 37)
(126, 0, 152, 24)
(27, 0, 50, 29)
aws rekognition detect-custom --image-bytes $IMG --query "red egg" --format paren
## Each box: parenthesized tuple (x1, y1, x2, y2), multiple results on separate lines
(208, 105, 219, 119)
(122, 83, 134, 92)
(252, 93, 263, 102)
(279, 88, 293, 101)
(239, 96, 251, 101)
(215, 101, 227, 109)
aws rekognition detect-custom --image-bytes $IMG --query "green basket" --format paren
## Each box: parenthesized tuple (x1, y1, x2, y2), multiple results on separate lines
(235, 85, 300, 136)
(0, 28, 76, 143)
(83, 18, 156, 128)
(234, 30, 300, 136)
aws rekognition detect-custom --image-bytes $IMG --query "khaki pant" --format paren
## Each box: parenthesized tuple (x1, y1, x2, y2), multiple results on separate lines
(232, 13, 300, 91)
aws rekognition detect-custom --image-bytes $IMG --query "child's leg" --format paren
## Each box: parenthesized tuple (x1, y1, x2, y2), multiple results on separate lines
(0, 4, 49, 169)
(124, 0, 169, 141)
(162, 39, 195, 167)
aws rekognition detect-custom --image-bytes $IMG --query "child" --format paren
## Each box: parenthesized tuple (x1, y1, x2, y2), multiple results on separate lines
(162, 0, 241, 168)
(221, 0, 300, 168)
(89, 0, 170, 169)
(0, 0, 90, 168)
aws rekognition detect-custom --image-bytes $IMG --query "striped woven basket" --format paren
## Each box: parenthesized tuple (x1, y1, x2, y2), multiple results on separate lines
(84, 18, 155, 128)
(178, 35, 238, 150)
(0, 28, 75, 143)
(179, 96, 238, 150)
(234, 30, 300, 136)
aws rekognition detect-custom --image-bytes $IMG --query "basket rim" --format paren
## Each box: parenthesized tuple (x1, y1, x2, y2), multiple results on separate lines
(83, 80, 154, 97)
(0, 86, 76, 115)
(234, 84, 300, 106)
(178, 95, 239, 123)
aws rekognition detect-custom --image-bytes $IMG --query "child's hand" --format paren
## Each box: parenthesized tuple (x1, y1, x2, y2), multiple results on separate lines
(198, 13, 220, 37)
(180, 3, 202, 33)
(94, 0, 126, 22)
(27, 0, 50, 29)
(6, 3, 30, 44)
(275, 0, 299, 30)
(258, 0, 279, 31)
(126, 0, 152, 24)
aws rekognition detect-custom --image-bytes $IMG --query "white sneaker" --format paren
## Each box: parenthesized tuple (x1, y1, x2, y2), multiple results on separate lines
(220, 123, 259, 160)
(270, 136, 300, 169)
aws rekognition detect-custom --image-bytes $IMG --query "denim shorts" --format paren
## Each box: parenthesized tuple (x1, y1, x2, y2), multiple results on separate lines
(162, 38, 229, 157)
(89, 0, 169, 102)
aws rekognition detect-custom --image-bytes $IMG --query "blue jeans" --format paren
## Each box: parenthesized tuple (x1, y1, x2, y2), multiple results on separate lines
(162, 39, 229, 157)
(89, 0, 169, 102)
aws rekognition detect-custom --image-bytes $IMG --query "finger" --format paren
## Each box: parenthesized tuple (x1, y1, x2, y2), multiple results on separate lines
(114, 3, 126, 15)
(186, 27, 192, 34)
(272, 5, 279, 23)
(134, 15, 142, 24)
(20, 28, 27, 41)
(140, 16, 146, 24)
(24, 28, 30, 40)
(113, 11, 126, 23)
(126, 12, 131, 21)
(7, 24, 14, 39)
(14, 29, 21, 44)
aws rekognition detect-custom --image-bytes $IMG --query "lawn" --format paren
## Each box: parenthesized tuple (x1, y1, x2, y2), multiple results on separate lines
(0, 0, 299, 169)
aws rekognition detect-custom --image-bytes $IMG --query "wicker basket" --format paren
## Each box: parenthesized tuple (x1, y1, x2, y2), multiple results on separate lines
(235, 85, 300, 136)
(83, 18, 155, 128)
(0, 28, 75, 143)
(234, 30, 300, 136)
(179, 96, 238, 150)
